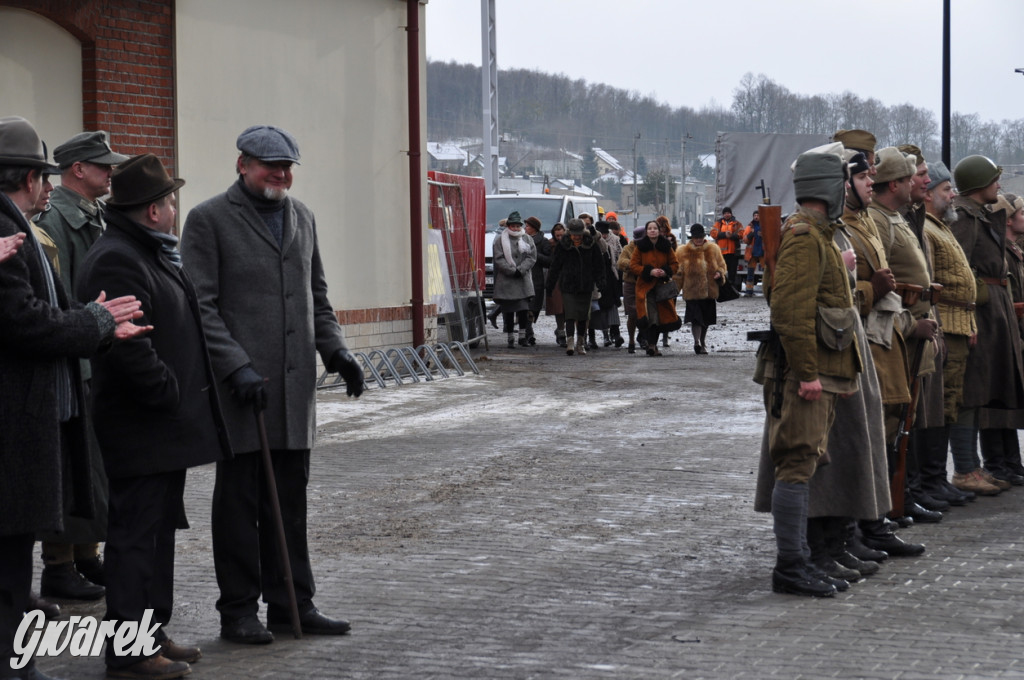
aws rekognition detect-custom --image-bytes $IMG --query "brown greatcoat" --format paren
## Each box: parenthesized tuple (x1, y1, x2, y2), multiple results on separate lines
(950, 195, 1024, 410)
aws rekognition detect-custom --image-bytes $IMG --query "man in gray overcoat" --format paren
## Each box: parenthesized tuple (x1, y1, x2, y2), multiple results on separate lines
(0, 116, 146, 680)
(180, 125, 364, 645)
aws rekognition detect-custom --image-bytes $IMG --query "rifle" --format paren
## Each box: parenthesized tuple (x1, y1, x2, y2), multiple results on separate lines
(889, 335, 931, 519)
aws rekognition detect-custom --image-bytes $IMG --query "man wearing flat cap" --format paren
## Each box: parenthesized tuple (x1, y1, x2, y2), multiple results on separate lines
(34, 131, 130, 603)
(0, 116, 147, 680)
(181, 125, 364, 644)
(78, 154, 230, 680)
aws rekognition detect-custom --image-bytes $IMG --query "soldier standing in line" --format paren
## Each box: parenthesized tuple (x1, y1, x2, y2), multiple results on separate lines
(761, 149, 861, 597)
(948, 156, 1024, 493)
(918, 162, 983, 501)
(864, 147, 941, 533)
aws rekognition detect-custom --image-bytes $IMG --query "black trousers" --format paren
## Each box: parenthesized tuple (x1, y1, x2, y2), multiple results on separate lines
(724, 253, 739, 286)
(212, 449, 315, 621)
(104, 470, 185, 668)
(0, 534, 34, 678)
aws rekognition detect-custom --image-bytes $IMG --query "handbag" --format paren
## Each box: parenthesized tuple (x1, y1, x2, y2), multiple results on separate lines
(652, 280, 679, 302)
(717, 279, 740, 302)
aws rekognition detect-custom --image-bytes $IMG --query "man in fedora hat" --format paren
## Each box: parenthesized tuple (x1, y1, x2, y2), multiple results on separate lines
(181, 125, 364, 644)
(0, 116, 147, 680)
(77, 153, 232, 680)
(34, 131, 130, 603)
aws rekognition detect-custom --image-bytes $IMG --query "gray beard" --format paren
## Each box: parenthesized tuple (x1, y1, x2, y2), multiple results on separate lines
(262, 187, 288, 201)
(944, 206, 957, 223)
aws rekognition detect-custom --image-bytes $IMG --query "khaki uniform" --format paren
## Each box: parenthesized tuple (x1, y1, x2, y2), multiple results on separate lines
(924, 212, 976, 422)
(843, 207, 910, 405)
(765, 207, 861, 484)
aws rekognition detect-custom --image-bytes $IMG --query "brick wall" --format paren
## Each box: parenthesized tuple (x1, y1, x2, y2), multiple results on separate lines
(336, 305, 439, 352)
(1, 0, 177, 173)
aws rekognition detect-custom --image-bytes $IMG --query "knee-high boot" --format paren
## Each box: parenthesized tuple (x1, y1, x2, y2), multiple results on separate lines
(771, 482, 834, 597)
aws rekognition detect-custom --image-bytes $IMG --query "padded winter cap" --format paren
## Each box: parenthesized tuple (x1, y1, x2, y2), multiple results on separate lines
(53, 131, 130, 168)
(832, 129, 877, 153)
(844, 149, 871, 176)
(0, 116, 60, 172)
(992, 193, 1024, 217)
(524, 216, 541, 230)
(897, 143, 925, 167)
(236, 125, 301, 164)
(793, 150, 847, 221)
(926, 161, 952, 191)
(632, 225, 645, 239)
(567, 218, 586, 234)
(873, 147, 916, 184)
(506, 210, 523, 225)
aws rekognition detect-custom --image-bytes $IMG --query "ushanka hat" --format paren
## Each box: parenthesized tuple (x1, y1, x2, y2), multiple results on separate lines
(107, 154, 185, 208)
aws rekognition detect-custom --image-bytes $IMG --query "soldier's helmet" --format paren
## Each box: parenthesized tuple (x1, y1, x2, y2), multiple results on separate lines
(953, 155, 1001, 194)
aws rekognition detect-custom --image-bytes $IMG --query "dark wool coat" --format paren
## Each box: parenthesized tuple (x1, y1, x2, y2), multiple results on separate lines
(529, 231, 551, 317)
(180, 180, 349, 453)
(0, 193, 109, 536)
(545, 233, 606, 296)
(951, 195, 1024, 410)
(76, 211, 232, 478)
(628, 235, 680, 330)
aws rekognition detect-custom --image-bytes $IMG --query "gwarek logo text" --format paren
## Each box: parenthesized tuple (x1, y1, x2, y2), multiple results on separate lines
(11, 610, 160, 670)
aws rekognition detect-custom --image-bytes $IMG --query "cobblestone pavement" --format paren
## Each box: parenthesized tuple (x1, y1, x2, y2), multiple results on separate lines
(36, 296, 1024, 679)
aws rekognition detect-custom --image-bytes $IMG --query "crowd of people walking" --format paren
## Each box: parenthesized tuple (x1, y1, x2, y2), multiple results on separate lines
(492, 210, 740, 357)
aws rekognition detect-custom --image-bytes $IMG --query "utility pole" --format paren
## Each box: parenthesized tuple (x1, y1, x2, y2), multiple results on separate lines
(481, 0, 499, 193)
(633, 132, 641, 230)
(681, 133, 691, 225)
(664, 139, 670, 218)
(941, 0, 950, 168)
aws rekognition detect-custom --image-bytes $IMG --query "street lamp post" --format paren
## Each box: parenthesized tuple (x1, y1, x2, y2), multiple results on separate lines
(633, 132, 641, 230)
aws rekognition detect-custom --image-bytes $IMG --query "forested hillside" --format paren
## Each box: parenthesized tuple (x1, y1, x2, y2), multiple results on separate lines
(426, 61, 1024, 166)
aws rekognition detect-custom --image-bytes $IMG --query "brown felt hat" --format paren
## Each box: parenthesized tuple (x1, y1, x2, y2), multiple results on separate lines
(107, 154, 185, 208)
(0, 116, 60, 173)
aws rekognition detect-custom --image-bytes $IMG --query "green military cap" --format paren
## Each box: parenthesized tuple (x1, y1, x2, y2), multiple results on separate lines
(53, 130, 130, 168)
(832, 129, 877, 153)
(897, 143, 925, 167)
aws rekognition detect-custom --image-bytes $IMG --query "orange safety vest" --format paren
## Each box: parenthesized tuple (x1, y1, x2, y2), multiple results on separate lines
(711, 218, 741, 255)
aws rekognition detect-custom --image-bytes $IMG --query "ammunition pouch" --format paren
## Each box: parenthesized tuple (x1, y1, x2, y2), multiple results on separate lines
(816, 306, 857, 352)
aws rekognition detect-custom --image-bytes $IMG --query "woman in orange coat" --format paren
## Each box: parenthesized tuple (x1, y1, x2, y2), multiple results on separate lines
(629, 220, 682, 356)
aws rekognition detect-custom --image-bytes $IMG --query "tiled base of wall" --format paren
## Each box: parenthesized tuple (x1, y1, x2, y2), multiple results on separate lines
(334, 305, 439, 353)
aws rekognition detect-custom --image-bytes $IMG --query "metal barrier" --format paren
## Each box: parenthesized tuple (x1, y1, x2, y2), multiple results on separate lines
(316, 342, 479, 391)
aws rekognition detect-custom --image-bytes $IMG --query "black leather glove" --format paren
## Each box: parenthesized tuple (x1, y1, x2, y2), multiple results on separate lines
(227, 365, 267, 412)
(329, 349, 365, 398)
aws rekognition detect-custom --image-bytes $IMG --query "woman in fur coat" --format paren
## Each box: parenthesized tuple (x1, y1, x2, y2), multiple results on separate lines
(628, 220, 682, 356)
(675, 223, 726, 354)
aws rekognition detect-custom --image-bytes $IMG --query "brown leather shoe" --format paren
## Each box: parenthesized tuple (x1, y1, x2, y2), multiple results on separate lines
(978, 468, 1012, 490)
(106, 653, 190, 679)
(159, 639, 201, 663)
(952, 470, 1001, 496)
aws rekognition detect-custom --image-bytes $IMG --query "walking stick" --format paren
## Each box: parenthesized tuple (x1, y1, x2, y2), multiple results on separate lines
(255, 409, 303, 639)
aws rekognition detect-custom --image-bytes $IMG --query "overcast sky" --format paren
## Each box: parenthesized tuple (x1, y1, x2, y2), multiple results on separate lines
(426, 0, 1024, 127)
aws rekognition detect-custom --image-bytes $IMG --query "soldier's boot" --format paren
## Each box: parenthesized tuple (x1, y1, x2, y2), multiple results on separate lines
(771, 482, 835, 597)
(808, 516, 860, 582)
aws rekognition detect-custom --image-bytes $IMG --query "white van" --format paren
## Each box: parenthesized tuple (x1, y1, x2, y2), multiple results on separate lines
(483, 193, 599, 296)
